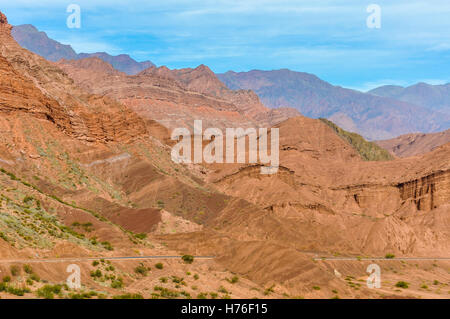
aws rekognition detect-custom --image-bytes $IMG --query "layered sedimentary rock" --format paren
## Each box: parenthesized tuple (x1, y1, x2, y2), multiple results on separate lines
(57, 59, 300, 130)
(376, 129, 450, 157)
(0, 12, 147, 144)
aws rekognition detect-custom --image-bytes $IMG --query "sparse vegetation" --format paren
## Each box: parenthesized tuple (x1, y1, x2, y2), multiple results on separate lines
(157, 200, 165, 208)
(23, 264, 33, 274)
(10, 265, 20, 276)
(385, 253, 395, 259)
(209, 292, 218, 299)
(134, 233, 147, 240)
(395, 281, 409, 289)
(30, 273, 40, 282)
(111, 277, 124, 289)
(101, 241, 113, 251)
(226, 275, 239, 284)
(264, 285, 275, 296)
(159, 277, 168, 283)
(218, 286, 229, 294)
(69, 291, 101, 299)
(90, 269, 102, 278)
(36, 284, 62, 299)
(134, 263, 150, 276)
(182, 255, 194, 264)
(319, 118, 394, 161)
(154, 286, 180, 298)
(197, 292, 208, 299)
(113, 293, 144, 299)
(155, 262, 164, 270)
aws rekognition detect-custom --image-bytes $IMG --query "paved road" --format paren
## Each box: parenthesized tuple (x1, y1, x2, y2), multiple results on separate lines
(314, 257, 450, 261)
(0, 255, 216, 263)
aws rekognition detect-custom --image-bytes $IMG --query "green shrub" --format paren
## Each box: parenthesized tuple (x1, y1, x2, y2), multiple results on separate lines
(264, 285, 275, 295)
(2, 276, 11, 283)
(385, 253, 395, 259)
(111, 278, 123, 289)
(210, 292, 218, 299)
(92, 260, 99, 266)
(159, 277, 168, 283)
(0, 232, 9, 242)
(154, 286, 180, 298)
(23, 264, 33, 274)
(113, 293, 143, 299)
(90, 269, 102, 278)
(30, 273, 40, 282)
(157, 200, 165, 208)
(134, 264, 149, 276)
(312, 286, 321, 290)
(197, 292, 208, 299)
(10, 265, 20, 276)
(37, 285, 62, 299)
(227, 276, 239, 284)
(218, 286, 229, 294)
(395, 281, 409, 289)
(23, 196, 34, 204)
(101, 241, 113, 251)
(69, 292, 95, 299)
(135, 233, 147, 240)
(171, 276, 186, 285)
(7, 286, 31, 296)
(181, 291, 192, 298)
(181, 255, 194, 264)
(155, 263, 163, 270)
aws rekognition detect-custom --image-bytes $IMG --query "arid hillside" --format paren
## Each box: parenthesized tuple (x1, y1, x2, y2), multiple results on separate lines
(376, 129, 450, 157)
(56, 58, 299, 130)
(0, 11, 449, 300)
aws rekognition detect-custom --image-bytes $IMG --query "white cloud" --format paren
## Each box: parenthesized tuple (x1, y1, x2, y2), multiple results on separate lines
(55, 36, 121, 54)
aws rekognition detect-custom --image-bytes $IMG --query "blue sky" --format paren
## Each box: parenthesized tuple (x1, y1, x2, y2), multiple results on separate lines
(1, 0, 449, 91)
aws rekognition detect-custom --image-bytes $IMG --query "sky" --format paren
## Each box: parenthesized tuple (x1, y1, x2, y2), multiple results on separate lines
(1, 0, 449, 91)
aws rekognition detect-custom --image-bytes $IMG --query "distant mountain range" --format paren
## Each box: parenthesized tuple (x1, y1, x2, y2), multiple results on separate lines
(368, 83, 450, 114)
(376, 129, 450, 158)
(217, 70, 450, 140)
(11, 24, 450, 140)
(11, 24, 155, 75)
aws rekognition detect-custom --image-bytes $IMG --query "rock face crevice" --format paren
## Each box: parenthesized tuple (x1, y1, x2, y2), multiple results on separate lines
(397, 170, 450, 211)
